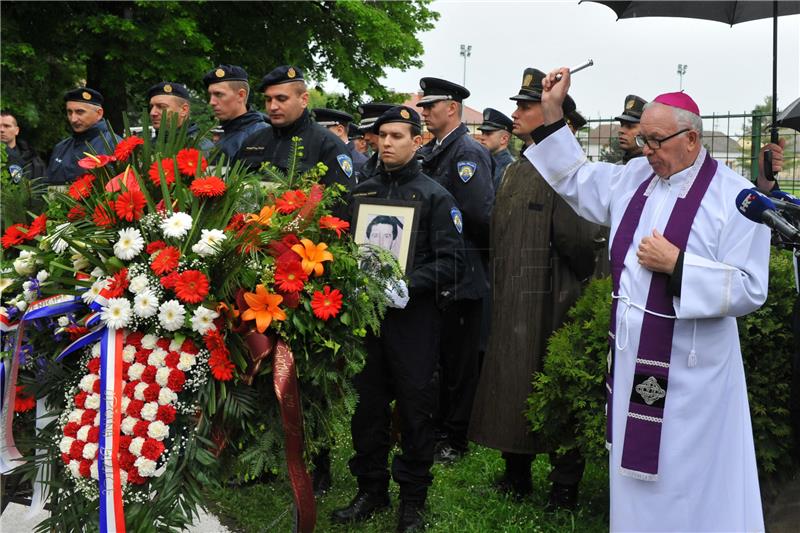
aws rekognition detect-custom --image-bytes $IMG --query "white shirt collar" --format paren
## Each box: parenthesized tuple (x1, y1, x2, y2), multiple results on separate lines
(435, 125, 460, 146)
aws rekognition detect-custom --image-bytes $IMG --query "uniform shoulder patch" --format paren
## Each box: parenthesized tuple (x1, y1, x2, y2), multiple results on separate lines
(337, 154, 354, 178)
(450, 207, 463, 234)
(456, 161, 477, 183)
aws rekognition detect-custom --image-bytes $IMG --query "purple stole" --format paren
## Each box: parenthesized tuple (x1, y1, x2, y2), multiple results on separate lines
(607, 153, 717, 480)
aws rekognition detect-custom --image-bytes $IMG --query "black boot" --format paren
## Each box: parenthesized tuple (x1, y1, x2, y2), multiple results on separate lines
(493, 472, 533, 500)
(331, 490, 390, 524)
(396, 499, 426, 532)
(544, 482, 578, 512)
(312, 450, 332, 496)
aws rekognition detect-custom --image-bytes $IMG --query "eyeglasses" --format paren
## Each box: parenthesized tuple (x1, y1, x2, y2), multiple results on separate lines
(634, 128, 690, 150)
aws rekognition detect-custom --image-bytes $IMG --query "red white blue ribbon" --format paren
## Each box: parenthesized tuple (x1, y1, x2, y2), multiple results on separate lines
(98, 327, 126, 533)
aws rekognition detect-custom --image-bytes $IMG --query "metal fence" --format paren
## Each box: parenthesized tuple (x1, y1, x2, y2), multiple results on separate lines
(571, 113, 799, 192)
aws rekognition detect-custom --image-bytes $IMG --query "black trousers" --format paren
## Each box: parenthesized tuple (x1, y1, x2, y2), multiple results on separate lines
(349, 295, 441, 502)
(436, 297, 483, 450)
(502, 449, 586, 487)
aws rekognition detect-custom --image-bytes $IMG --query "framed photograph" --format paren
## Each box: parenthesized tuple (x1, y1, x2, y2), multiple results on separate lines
(352, 197, 422, 273)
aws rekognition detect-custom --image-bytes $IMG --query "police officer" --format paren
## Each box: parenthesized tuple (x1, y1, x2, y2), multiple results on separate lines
(356, 102, 395, 182)
(312, 108, 368, 175)
(236, 66, 355, 193)
(616, 94, 647, 163)
(146, 81, 213, 151)
(203, 64, 268, 162)
(1, 110, 45, 183)
(332, 106, 465, 532)
(566, 109, 587, 133)
(416, 77, 493, 463)
(45, 87, 119, 186)
(477, 108, 515, 190)
(348, 123, 368, 157)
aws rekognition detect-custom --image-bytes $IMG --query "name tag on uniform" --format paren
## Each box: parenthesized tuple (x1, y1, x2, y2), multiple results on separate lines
(242, 145, 265, 152)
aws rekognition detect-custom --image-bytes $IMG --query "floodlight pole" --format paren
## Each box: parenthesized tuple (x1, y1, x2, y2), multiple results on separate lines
(677, 64, 688, 91)
(460, 44, 472, 87)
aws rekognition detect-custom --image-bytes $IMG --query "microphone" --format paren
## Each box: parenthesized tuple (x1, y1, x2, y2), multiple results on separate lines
(769, 190, 800, 215)
(735, 188, 800, 241)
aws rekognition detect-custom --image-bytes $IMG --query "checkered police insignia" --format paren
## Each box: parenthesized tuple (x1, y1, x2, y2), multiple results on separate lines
(450, 207, 463, 234)
(288, 67, 296, 79)
(457, 161, 477, 183)
(400, 109, 410, 119)
(626, 99, 635, 110)
(82, 91, 92, 101)
(215, 68, 225, 78)
(337, 154, 353, 178)
(163, 84, 173, 93)
(635, 376, 666, 405)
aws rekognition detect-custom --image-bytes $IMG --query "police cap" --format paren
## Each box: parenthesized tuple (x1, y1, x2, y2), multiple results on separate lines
(147, 82, 190, 101)
(356, 102, 395, 131)
(312, 108, 354, 127)
(348, 123, 364, 140)
(203, 65, 249, 88)
(257, 65, 305, 92)
(615, 94, 647, 123)
(510, 67, 575, 112)
(478, 108, 513, 133)
(417, 77, 470, 106)
(372, 106, 421, 133)
(566, 110, 587, 130)
(64, 87, 104, 107)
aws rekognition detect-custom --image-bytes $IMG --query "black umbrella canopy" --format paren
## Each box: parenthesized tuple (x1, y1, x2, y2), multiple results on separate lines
(775, 96, 800, 133)
(586, 1, 800, 141)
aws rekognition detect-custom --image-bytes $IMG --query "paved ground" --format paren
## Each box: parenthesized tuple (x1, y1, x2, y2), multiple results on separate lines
(0, 502, 232, 533)
(764, 473, 800, 533)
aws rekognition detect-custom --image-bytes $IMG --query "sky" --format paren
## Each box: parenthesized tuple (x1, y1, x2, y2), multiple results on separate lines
(330, 0, 800, 120)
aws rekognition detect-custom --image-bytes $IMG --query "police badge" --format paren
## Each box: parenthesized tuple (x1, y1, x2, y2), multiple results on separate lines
(450, 207, 463, 234)
(337, 154, 354, 178)
(456, 161, 477, 183)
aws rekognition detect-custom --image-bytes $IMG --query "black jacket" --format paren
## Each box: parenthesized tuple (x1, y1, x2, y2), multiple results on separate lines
(235, 109, 356, 192)
(418, 123, 494, 300)
(350, 157, 465, 302)
(214, 110, 268, 163)
(45, 120, 119, 185)
(6, 139, 46, 182)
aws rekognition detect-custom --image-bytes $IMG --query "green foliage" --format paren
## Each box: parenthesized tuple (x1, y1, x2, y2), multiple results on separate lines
(0, 1, 438, 151)
(526, 250, 798, 480)
(0, 144, 46, 230)
(598, 135, 624, 164)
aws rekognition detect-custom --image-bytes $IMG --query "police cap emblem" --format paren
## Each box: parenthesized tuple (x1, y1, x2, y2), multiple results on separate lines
(523, 73, 533, 87)
(215, 68, 225, 78)
(400, 109, 410, 119)
(82, 91, 92, 101)
(287, 67, 296, 79)
(420, 79, 427, 89)
(163, 84, 173, 93)
(626, 98, 635, 110)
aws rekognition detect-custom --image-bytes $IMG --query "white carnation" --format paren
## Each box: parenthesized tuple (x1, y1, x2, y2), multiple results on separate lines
(128, 362, 145, 381)
(161, 212, 193, 240)
(122, 345, 136, 363)
(191, 229, 227, 257)
(147, 420, 169, 441)
(100, 297, 132, 329)
(169, 339, 182, 352)
(76, 425, 91, 441)
(79, 374, 97, 393)
(93, 412, 100, 426)
(113, 227, 145, 261)
(141, 334, 158, 350)
(128, 274, 150, 294)
(58, 316, 70, 327)
(134, 382, 148, 401)
(190, 307, 218, 335)
(135, 456, 157, 477)
(90, 461, 99, 480)
(120, 470, 128, 486)
(133, 290, 159, 318)
(68, 460, 81, 478)
(121, 417, 138, 435)
(158, 388, 177, 405)
(59, 436, 75, 454)
(85, 394, 100, 410)
(155, 367, 171, 387)
(158, 300, 186, 331)
(177, 352, 196, 371)
(82, 442, 98, 460)
(121, 396, 131, 412)
(129, 437, 145, 456)
(68, 409, 84, 424)
(147, 347, 167, 367)
(13, 253, 36, 275)
(140, 401, 159, 422)
(36, 270, 48, 282)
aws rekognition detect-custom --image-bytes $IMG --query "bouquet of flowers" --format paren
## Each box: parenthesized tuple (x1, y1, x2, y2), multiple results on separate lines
(0, 122, 396, 532)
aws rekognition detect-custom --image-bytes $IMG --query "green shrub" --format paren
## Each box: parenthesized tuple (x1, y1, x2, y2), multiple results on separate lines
(527, 249, 797, 478)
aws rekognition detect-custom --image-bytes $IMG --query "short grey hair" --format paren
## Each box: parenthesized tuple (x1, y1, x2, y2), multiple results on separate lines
(643, 102, 703, 139)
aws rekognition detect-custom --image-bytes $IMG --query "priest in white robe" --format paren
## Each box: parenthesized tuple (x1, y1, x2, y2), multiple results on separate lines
(525, 68, 771, 533)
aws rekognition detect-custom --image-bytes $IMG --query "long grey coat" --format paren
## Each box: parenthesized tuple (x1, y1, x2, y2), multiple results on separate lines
(468, 156, 601, 454)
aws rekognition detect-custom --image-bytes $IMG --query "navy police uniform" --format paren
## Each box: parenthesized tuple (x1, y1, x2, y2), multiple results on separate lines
(235, 66, 355, 193)
(313, 108, 368, 176)
(345, 106, 465, 509)
(356, 102, 395, 183)
(202, 65, 268, 162)
(416, 77, 494, 457)
(615, 94, 647, 164)
(146, 81, 214, 152)
(478, 107, 515, 190)
(45, 88, 119, 185)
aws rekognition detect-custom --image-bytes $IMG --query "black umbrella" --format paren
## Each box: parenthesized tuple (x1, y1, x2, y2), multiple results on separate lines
(586, 1, 800, 142)
(775, 96, 800, 133)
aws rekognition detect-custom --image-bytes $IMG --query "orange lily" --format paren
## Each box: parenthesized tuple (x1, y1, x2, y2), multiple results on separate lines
(291, 238, 334, 276)
(241, 284, 286, 333)
(247, 205, 276, 226)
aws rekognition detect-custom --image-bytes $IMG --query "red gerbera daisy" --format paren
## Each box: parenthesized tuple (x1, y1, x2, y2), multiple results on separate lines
(175, 148, 207, 177)
(68, 174, 96, 201)
(92, 202, 117, 228)
(14, 385, 36, 413)
(159, 270, 181, 290)
(67, 205, 87, 221)
(113, 136, 144, 162)
(311, 285, 343, 321)
(146, 240, 166, 254)
(274, 259, 308, 293)
(26, 214, 48, 239)
(204, 330, 226, 354)
(173, 270, 209, 303)
(189, 176, 226, 198)
(318, 215, 350, 237)
(106, 268, 129, 298)
(1, 224, 28, 249)
(226, 213, 245, 231)
(208, 349, 235, 381)
(150, 246, 180, 275)
(77, 153, 115, 169)
(275, 189, 307, 214)
(114, 189, 147, 221)
(148, 158, 176, 186)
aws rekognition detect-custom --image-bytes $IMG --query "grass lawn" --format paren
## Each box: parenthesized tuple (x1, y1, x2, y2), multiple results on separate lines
(205, 422, 610, 533)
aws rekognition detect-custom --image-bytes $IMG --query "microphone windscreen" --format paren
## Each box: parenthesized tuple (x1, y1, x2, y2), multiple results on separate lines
(736, 188, 775, 223)
(770, 190, 800, 206)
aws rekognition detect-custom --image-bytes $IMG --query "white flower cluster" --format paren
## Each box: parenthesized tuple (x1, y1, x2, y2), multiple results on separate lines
(191, 229, 227, 257)
(161, 212, 193, 240)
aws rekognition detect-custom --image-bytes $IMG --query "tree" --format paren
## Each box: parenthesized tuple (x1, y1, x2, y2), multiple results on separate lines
(1, 1, 438, 155)
(599, 135, 624, 163)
